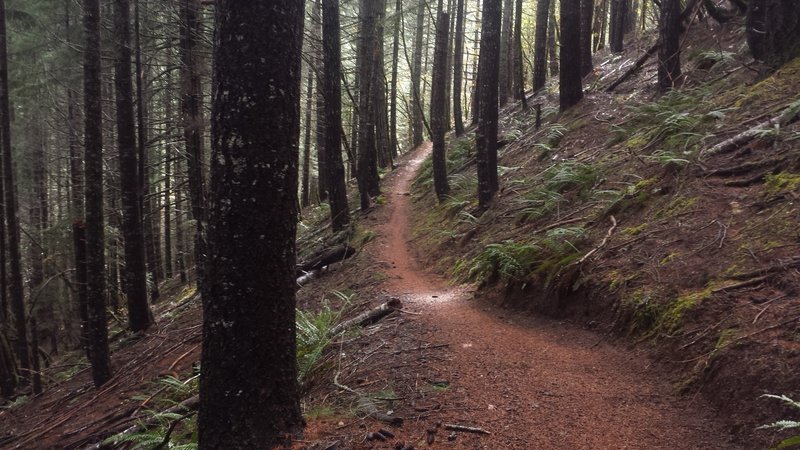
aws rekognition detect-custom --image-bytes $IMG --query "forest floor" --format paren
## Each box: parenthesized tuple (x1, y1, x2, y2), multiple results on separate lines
(294, 142, 742, 449)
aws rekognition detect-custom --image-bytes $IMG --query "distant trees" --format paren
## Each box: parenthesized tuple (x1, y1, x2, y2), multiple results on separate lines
(200, 0, 304, 447)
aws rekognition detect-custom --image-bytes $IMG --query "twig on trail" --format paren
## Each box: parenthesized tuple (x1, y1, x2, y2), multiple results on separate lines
(576, 216, 618, 265)
(444, 423, 491, 435)
(398, 308, 422, 315)
(167, 344, 200, 372)
(753, 295, 786, 324)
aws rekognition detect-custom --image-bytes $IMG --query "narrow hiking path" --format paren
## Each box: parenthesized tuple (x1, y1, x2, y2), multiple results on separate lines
(369, 142, 739, 449)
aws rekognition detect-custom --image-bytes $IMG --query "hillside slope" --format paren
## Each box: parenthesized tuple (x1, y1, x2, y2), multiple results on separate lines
(409, 19, 799, 445)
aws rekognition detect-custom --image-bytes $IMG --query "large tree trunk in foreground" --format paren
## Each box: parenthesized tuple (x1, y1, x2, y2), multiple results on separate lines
(200, 1, 305, 447)
(82, 0, 113, 388)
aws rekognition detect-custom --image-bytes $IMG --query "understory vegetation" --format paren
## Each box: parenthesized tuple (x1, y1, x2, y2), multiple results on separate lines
(411, 27, 800, 447)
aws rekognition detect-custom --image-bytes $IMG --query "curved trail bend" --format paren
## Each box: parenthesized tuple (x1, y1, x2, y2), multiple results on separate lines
(371, 143, 737, 449)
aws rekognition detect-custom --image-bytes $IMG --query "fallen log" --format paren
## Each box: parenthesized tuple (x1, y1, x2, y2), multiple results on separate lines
(296, 244, 356, 277)
(701, 100, 800, 157)
(605, 43, 661, 92)
(329, 298, 402, 336)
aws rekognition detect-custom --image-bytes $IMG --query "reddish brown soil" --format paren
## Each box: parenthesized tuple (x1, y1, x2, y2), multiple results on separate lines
(306, 143, 741, 449)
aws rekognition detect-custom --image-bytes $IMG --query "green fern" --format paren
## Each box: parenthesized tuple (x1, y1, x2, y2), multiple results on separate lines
(466, 240, 540, 284)
(759, 394, 800, 449)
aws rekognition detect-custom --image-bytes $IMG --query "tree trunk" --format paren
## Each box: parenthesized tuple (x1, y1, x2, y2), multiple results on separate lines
(313, 0, 328, 202)
(82, 0, 113, 387)
(163, 135, 173, 279)
(533, 0, 551, 91)
(476, 0, 501, 209)
(610, 0, 626, 52)
(658, 0, 681, 92)
(322, 0, 350, 232)
(180, 0, 206, 275)
(513, 0, 527, 107)
(114, 0, 153, 332)
(0, 0, 30, 379)
(200, 1, 305, 447)
(431, 11, 451, 201)
(560, 0, 584, 110)
(389, 0, 401, 156)
(134, 0, 161, 302)
(499, 0, 514, 106)
(453, 0, 466, 135)
(410, 0, 426, 147)
(548, 0, 559, 77)
(357, 0, 383, 210)
(580, 0, 594, 77)
(301, 65, 314, 208)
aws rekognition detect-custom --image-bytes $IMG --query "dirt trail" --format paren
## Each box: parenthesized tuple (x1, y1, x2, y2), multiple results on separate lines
(372, 142, 739, 449)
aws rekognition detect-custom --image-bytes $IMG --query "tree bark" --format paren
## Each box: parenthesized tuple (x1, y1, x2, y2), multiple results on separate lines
(533, 0, 552, 91)
(322, 0, 351, 232)
(0, 0, 30, 379)
(513, 0, 527, 108)
(82, 0, 113, 387)
(389, 0, 401, 156)
(580, 0, 594, 77)
(200, 1, 305, 447)
(356, 0, 383, 210)
(499, 0, 514, 106)
(560, 0, 584, 110)
(134, 0, 161, 302)
(547, 0, 559, 77)
(114, 0, 153, 332)
(179, 0, 206, 275)
(431, 11, 451, 201)
(313, 0, 328, 202)
(410, 0, 427, 147)
(301, 65, 314, 208)
(658, 0, 681, 92)
(610, 0, 627, 52)
(476, 0, 501, 209)
(453, 0, 466, 135)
